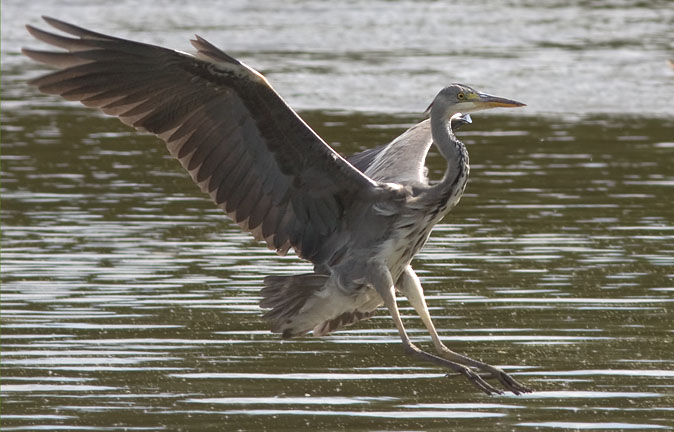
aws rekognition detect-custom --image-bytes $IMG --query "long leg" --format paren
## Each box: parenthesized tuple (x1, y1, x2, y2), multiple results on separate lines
(397, 266, 531, 395)
(368, 263, 503, 395)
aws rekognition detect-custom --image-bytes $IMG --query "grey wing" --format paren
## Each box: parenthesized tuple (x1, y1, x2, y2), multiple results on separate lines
(346, 144, 388, 172)
(23, 16, 382, 262)
(347, 119, 433, 185)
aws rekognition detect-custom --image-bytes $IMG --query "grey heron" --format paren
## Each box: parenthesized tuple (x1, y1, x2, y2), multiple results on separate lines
(23, 17, 530, 395)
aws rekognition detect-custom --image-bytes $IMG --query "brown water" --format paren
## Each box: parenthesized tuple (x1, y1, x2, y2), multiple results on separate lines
(2, 1, 674, 431)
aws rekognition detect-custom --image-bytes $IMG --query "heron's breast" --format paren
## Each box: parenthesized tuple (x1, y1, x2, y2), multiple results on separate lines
(378, 216, 434, 281)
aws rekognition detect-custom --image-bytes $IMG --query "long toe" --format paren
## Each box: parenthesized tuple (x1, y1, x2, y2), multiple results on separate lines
(476, 364, 532, 395)
(495, 371, 532, 395)
(433, 348, 531, 395)
(446, 368, 504, 396)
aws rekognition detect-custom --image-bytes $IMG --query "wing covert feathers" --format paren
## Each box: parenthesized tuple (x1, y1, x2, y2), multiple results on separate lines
(24, 16, 382, 262)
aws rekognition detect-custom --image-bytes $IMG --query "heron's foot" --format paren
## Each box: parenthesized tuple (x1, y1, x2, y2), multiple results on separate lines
(403, 344, 503, 395)
(437, 348, 532, 395)
(444, 367, 503, 396)
(481, 366, 532, 395)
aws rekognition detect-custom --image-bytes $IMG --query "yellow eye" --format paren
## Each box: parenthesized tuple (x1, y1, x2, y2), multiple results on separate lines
(457, 93, 465, 100)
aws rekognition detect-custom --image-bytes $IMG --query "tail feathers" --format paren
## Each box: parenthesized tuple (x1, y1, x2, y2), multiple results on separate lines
(261, 273, 329, 337)
(261, 273, 380, 338)
(312, 308, 377, 337)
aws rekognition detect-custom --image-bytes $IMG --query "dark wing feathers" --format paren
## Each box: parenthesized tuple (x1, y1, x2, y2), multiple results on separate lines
(24, 16, 381, 262)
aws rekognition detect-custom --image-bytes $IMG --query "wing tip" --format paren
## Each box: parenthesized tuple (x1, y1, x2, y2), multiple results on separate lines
(41, 15, 60, 26)
(190, 35, 240, 65)
(25, 23, 44, 39)
(34, 15, 117, 42)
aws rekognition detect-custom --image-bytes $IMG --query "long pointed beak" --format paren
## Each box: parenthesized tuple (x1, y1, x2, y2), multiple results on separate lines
(475, 92, 526, 109)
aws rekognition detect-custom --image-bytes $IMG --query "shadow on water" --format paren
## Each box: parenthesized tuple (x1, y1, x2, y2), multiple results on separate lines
(2, 101, 673, 430)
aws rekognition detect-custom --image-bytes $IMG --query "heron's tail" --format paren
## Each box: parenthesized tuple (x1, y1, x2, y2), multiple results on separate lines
(261, 273, 379, 338)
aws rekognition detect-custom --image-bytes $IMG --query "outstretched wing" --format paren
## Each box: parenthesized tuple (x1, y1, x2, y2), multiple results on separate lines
(23, 16, 381, 262)
(347, 119, 433, 185)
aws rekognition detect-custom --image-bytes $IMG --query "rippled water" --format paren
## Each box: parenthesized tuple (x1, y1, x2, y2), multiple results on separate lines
(2, 1, 674, 431)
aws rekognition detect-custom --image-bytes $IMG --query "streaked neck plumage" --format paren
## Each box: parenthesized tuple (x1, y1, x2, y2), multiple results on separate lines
(426, 107, 470, 212)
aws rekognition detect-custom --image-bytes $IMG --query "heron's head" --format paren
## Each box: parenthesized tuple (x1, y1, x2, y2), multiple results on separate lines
(426, 83, 525, 117)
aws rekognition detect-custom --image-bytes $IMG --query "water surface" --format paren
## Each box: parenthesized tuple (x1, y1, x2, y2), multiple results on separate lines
(2, 1, 674, 431)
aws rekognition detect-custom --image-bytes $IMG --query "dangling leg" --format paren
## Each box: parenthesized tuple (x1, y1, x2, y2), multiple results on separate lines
(368, 263, 503, 395)
(398, 266, 531, 395)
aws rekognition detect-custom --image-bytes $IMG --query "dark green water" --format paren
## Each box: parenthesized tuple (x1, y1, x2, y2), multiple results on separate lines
(2, 1, 674, 431)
